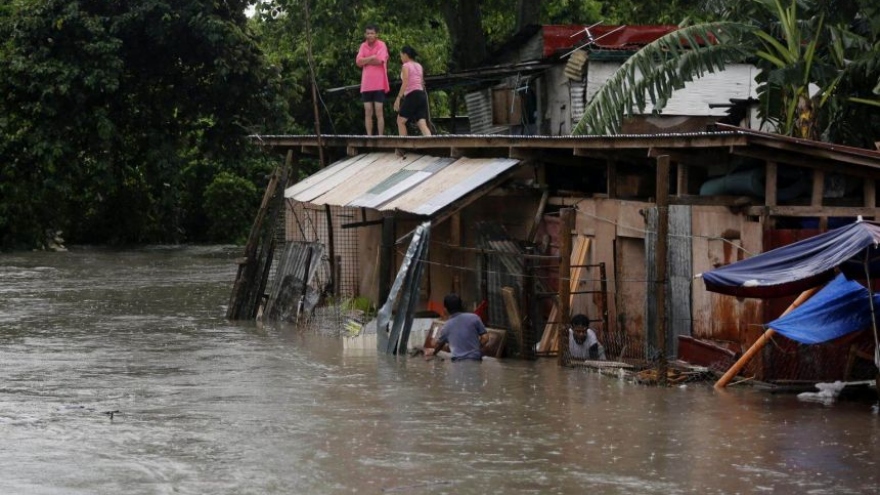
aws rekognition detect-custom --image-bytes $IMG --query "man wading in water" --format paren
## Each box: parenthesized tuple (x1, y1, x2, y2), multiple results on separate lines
(426, 293, 488, 361)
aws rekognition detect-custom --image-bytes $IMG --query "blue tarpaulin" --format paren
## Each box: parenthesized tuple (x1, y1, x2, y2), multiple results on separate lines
(702, 220, 880, 298)
(767, 274, 878, 344)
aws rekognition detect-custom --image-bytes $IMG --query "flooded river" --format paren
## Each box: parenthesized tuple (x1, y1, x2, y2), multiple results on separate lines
(1, 246, 877, 494)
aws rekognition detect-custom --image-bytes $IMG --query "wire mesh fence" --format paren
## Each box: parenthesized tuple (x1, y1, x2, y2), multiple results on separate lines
(285, 202, 360, 299)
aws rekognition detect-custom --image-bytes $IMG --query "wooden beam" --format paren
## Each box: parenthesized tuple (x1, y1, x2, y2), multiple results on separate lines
(811, 169, 824, 206)
(378, 216, 395, 305)
(765, 161, 778, 207)
(450, 212, 462, 296)
(746, 206, 879, 217)
(865, 179, 876, 208)
(341, 218, 384, 229)
(732, 147, 880, 180)
(251, 133, 748, 152)
(574, 148, 615, 159)
(715, 286, 821, 389)
(606, 159, 617, 199)
(655, 155, 670, 385)
(325, 204, 337, 297)
(547, 196, 585, 207)
(509, 147, 536, 160)
(676, 163, 689, 196)
(557, 208, 574, 365)
(346, 146, 359, 156)
(647, 147, 727, 167)
(535, 154, 607, 167)
(669, 195, 755, 206)
(527, 189, 550, 243)
(744, 135, 880, 168)
(574, 148, 649, 163)
(502, 287, 524, 358)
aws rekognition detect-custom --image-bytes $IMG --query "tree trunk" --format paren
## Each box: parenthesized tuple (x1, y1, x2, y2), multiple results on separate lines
(439, 0, 486, 70)
(516, 0, 541, 32)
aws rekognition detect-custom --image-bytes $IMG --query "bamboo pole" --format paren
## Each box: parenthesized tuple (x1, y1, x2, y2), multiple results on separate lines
(303, 0, 325, 167)
(557, 208, 573, 366)
(501, 287, 523, 357)
(714, 285, 822, 389)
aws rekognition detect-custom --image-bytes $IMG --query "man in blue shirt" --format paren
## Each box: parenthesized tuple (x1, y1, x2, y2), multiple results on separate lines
(431, 293, 488, 361)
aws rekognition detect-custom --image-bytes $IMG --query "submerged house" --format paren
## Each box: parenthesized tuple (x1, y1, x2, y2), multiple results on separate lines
(237, 21, 875, 386)
(251, 126, 880, 384)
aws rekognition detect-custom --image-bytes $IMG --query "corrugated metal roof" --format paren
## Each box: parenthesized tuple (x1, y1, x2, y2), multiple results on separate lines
(465, 90, 511, 135)
(570, 81, 586, 122)
(542, 25, 680, 57)
(285, 153, 520, 217)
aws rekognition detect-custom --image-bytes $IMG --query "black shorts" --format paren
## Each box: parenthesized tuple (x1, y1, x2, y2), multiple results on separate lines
(361, 90, 386, 103)
(399, 90, 428, 121)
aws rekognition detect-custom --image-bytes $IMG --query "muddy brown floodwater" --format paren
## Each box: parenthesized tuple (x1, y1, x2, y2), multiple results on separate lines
(0, 246, 877, 494)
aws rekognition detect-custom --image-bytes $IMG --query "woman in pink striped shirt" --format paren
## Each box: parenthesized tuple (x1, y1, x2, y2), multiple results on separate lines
(393, 46, 432, 137)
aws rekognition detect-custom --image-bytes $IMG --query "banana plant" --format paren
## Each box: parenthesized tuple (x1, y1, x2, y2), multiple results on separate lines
(573, 0, 880, 145)
(570, 21, 755, 135)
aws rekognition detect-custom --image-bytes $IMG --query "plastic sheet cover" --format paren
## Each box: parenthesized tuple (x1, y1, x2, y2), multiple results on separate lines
(767, 274, 880, 344)
(702, 220, 880, 298)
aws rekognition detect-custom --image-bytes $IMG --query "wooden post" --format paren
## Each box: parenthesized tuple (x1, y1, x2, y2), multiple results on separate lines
(599, 261, 610, 354)
(334, 255, 342, 298)
(676, 162, 689, 196)
(557, 208, 574, 366)
(226, 151, 291, 320)
(606, 159, 617, 199)
(655, 156, 670, 385)
(451, 213, 462, 295)
(527, 189, 550, 244)
(378, 216, 395, 306)
(501, 287, 523, 358)
(765, 161, 778, 207)
(714, 286, 821, 389)
(524, 249, 537, 360)
(480, 251, 489, 304)
(864, 179, 876, 208)
(325, 204, 336, 297)
(812, 169, 827, 230)
(303, 0, 325, 167)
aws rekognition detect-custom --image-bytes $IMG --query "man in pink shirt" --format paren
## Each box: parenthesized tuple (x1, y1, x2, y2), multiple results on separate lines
(355, 24, 390, 135)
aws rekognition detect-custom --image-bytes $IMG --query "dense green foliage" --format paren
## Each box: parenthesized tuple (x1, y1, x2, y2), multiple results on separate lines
(4, 0, 874, 249)
(1, 0, 673, 249)
(574, 0, 880, 146)
(0, 0, 287, 249)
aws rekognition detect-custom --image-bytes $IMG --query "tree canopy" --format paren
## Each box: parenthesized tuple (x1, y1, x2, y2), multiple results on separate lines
(3, 0, 877, 249)
(0, 0, 287, 248)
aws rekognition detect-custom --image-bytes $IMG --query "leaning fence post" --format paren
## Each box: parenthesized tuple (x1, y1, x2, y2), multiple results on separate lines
(714, 286, 821, 389)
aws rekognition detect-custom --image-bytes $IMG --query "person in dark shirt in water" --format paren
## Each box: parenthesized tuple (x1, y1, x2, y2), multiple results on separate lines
(429, 293, 488, 361)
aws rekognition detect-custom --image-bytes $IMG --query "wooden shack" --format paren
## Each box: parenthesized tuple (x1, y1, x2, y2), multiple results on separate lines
(253, 126, 880, 379)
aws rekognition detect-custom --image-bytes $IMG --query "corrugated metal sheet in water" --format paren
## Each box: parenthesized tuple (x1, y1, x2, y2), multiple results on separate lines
(382, 157, 519, 216)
